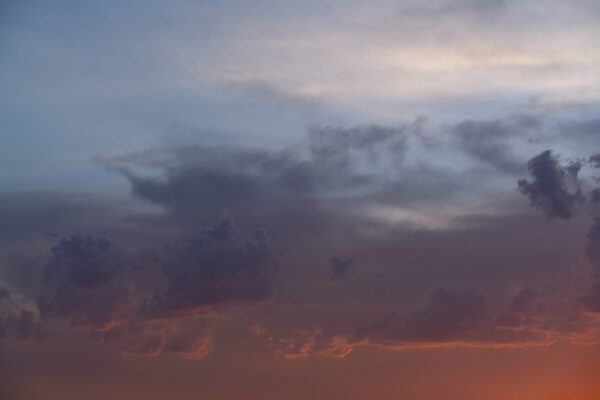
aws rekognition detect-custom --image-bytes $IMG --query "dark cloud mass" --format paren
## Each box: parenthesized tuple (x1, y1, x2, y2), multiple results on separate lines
(103, 124, 418, 230)
(2, 119, 600, 364)
(518, 150, 584, 219)
(44, 235, 116, 287)
(37, 235, 131, 329)
(142, 216, 277, 315)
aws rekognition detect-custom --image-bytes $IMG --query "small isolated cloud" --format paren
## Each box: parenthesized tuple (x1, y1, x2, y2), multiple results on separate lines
(589, 154, 600, 169)
(94, 317, 214, 360)
(518, 150, 584, 219)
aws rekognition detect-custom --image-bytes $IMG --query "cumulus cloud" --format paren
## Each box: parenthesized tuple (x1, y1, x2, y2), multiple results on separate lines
(140, 216, 277, 316)
(44, 235, 116, 287)
(518, 150, 584, 219)
(37, 235, 132, 330)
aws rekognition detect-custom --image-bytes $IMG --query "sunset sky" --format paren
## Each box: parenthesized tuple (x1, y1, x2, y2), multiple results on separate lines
(1, 1, 600, 399)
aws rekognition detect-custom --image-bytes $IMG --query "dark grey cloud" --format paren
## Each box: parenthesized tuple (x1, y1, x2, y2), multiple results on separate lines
(452, 117, 535, 173)
(37, 235, 132, 329)
(518, 150, 584, 219)
(590, 153, 600, 168)
(141, 216, 277, 316)
(109, 124, 409, 213)
(328, 256, 352, 280)
(44, 235, 116, 287)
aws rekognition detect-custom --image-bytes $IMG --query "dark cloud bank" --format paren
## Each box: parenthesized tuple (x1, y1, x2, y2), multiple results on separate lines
(2, 120, 600, 359)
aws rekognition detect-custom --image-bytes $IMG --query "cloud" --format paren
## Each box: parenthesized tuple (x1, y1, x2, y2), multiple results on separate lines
(452, 117, 534, 172)
(328, 256, 352, 280)
(0, 287, 10, 301)
(37, 235, 132, 330)
(94, 317, 214, 359)
(140, 215, 277, 316)
(44, 235, 116, 287)
(518, 150, 584, 219)
(0, 309, 46, 341)
(100, 124, 416, 230)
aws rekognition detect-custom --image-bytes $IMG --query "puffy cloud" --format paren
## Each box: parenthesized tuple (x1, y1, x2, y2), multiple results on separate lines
(140, 216, 277, 316)
(328, 256, 352, 280)
(518, 150, 584, 219)
(45, 235, 116, 287)
(37, 235, 131, 330)
(589, 153, 600, 169)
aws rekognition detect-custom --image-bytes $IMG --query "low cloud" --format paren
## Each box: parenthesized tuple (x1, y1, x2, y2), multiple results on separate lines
(140, 216, 277, 316)
(518, 150, 584, 219)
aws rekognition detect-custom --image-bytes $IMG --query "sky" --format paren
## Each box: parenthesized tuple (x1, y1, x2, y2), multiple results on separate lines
(1, 1, 600, 399)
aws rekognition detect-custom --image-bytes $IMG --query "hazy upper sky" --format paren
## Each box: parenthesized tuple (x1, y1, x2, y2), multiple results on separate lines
(1, 1, 600, 399)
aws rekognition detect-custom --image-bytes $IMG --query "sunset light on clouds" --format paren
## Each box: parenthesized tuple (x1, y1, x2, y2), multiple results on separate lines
(1, 1, 600, 399)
